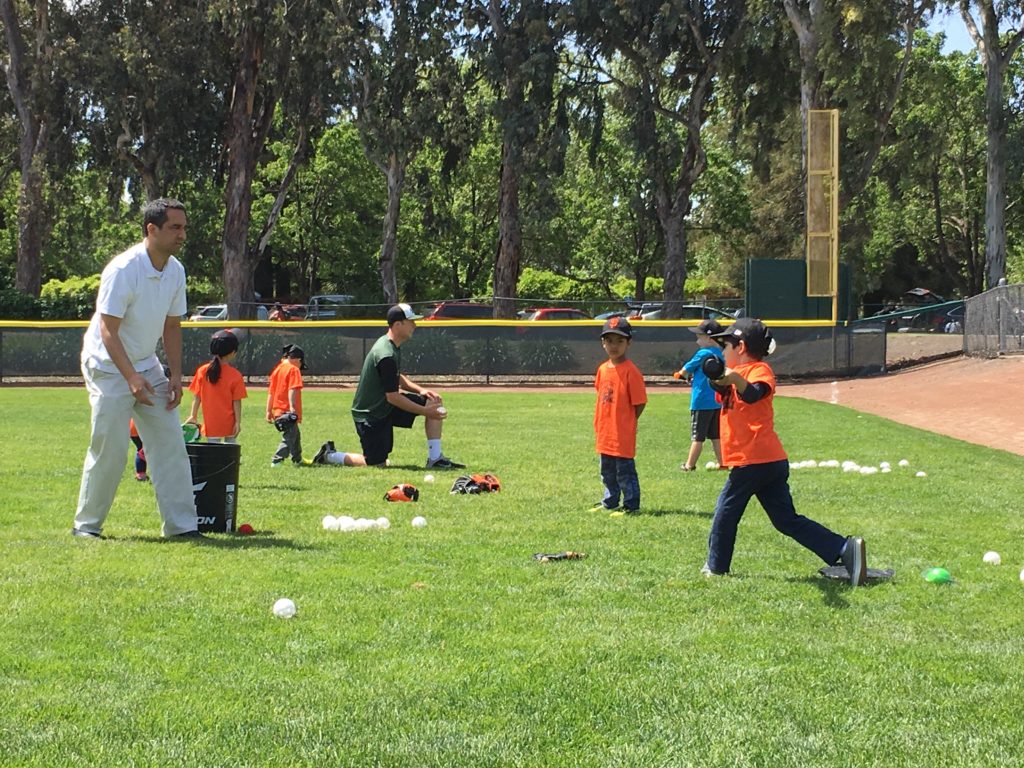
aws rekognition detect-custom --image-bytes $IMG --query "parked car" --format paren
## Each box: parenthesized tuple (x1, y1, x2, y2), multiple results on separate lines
(518, 307, 592, 321)
(631, 304, 738, 321)
(306, 294, 355, 320)
(421, 301, 495, 320)
(897, 301, 964, 332)
(189, 304, 228, 322)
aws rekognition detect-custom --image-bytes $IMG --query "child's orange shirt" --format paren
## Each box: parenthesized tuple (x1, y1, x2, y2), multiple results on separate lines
(718, 360, 787, 467)
(593, 358, 647, 458)
(268, 360, 303, 421)
(189, 361, 247, 437)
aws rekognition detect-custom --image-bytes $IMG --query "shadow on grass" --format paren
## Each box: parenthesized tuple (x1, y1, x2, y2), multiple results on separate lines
(647, 507, 713, 518)
(120, 532, 316, 550)
(244, 482, 307, 492)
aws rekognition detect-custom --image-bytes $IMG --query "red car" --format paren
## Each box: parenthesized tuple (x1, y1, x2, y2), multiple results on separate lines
(518, 307, 592, 321)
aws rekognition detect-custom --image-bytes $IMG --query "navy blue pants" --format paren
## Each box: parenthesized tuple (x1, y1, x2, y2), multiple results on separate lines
(707, 460, 845, 574)
(599, 454, 640, 511)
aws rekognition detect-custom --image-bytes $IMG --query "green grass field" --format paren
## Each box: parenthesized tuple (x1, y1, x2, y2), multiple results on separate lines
(2, 386, 1022, 767)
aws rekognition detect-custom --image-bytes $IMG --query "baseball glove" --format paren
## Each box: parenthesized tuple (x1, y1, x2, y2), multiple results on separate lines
(533, 551, 587, 562)
(449, 473, 502, 494)
(273, 412, 298, 432)
(384, 484, 419, 502)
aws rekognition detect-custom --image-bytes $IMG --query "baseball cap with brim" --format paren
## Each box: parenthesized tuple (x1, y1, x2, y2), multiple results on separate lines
(710, 317, 775, 357)
(601, 316, 633, 338)
(283, 343, 307, 369)
(690, 318, 724, 336)
(387, 303, 424, 325)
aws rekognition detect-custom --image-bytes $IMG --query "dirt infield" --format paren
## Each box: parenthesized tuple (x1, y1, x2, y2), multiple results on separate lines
(781, 355, 1024, 456)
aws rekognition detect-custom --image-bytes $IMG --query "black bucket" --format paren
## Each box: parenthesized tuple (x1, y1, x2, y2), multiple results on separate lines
(186, 442, 241, 533)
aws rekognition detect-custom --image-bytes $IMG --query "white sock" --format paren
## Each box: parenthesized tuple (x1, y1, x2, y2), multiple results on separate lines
(427, 439, 442, 462)
(325, 451, 348, 466)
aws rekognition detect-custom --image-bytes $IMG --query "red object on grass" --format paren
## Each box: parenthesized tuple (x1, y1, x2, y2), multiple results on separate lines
(237, 523, 255, 534)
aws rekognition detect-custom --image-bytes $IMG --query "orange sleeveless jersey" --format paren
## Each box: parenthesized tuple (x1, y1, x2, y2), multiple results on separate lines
(718, 360, 787, 467)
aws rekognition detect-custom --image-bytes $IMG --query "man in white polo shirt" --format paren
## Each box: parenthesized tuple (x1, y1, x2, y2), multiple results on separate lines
(72, 198, 201, 539)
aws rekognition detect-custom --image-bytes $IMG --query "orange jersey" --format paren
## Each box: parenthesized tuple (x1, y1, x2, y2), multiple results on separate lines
(718, 360, 787, 467)
(267, 360, 303, 421)
(594, 358, 647, 458)
(129, 418, 139, 438)
(189, 361, 247, 437)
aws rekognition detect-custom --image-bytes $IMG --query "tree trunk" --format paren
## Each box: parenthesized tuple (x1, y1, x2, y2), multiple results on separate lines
(14, 132, 44, 296)
(247, 124, 308, 318)
(982, 54, 1007, 288)
(378, 152, 405, 305)
(222, 21, 266, 320)
(493, 137, 521, 319)
(658, 199, 689, 319)
(2, 0, 50, 297)
(783, 0, 824, 184)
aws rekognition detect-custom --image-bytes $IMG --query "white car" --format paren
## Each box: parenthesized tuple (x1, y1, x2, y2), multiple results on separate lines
(189, 304, 228, 322)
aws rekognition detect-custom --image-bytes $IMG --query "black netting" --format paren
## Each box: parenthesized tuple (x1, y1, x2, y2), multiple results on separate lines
(1, 321, 885, 382)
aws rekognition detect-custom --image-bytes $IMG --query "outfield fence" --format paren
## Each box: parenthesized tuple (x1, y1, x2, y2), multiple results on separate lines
(964, 283, 1024, 357)
(0, 320, 885, 384)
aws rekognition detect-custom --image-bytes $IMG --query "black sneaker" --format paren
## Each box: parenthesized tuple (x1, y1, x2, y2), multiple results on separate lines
(71, 528, 103, 539)
(426, 455, 465, 470)
(840, 536, 867, 586)
(312, 441, 334, 465)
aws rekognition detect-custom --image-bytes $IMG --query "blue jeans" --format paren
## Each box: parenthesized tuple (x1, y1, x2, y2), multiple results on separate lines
(599, 454, 640, 511)
(707, 460, 845, 574)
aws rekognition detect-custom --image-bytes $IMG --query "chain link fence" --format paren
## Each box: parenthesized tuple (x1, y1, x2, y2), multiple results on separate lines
(0, 320, 885, 384)
(964, 284, 1024, 357)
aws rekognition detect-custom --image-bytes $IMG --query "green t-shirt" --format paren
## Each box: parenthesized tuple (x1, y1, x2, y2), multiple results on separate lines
(351, 334, 401, 423)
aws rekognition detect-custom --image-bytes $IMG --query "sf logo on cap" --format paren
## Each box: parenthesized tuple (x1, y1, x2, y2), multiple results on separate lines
(609, 317, 621, 329)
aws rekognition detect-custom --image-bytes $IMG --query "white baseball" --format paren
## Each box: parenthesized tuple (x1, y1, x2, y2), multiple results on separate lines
(982, 551, 1001, 565)
(411, 516, 427, 528)
(272, 598, 296, 619)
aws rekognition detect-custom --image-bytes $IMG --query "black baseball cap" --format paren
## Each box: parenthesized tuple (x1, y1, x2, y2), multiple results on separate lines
(601, 316, 633, 339)
(690, 318, 724, 337)
(210, 329, 239, 356)
(710, 317, 775, 357)
(282, 343, 307, 369)
(386, 303, 424, 325)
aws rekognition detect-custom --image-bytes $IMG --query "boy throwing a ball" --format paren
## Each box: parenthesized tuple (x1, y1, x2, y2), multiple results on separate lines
(703, 318, 868, 586)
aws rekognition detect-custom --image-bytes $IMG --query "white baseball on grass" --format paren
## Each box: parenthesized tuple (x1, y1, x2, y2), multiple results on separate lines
(982, 551, 1001, 565)
(337, 516, 356, 532)
(879, 461, 891, 469)
(705, 461, 718, 470)
(898, 459, 910, 467)
(322, 515, 337, 530)
(272, 598, 296, 619)
(376, 517, 391, 530)
(424, 474, 435, 483)
(411, 516, 427, 528)
(915, 471, 927, 478)
(1019, 568, 1024, 583)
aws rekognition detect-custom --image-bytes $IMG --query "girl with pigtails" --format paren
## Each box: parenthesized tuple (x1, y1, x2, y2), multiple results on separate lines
(186, 330, 247, 443)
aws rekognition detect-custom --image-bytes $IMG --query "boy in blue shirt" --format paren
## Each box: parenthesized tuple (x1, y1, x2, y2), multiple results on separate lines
(676, 318, 726, 471)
